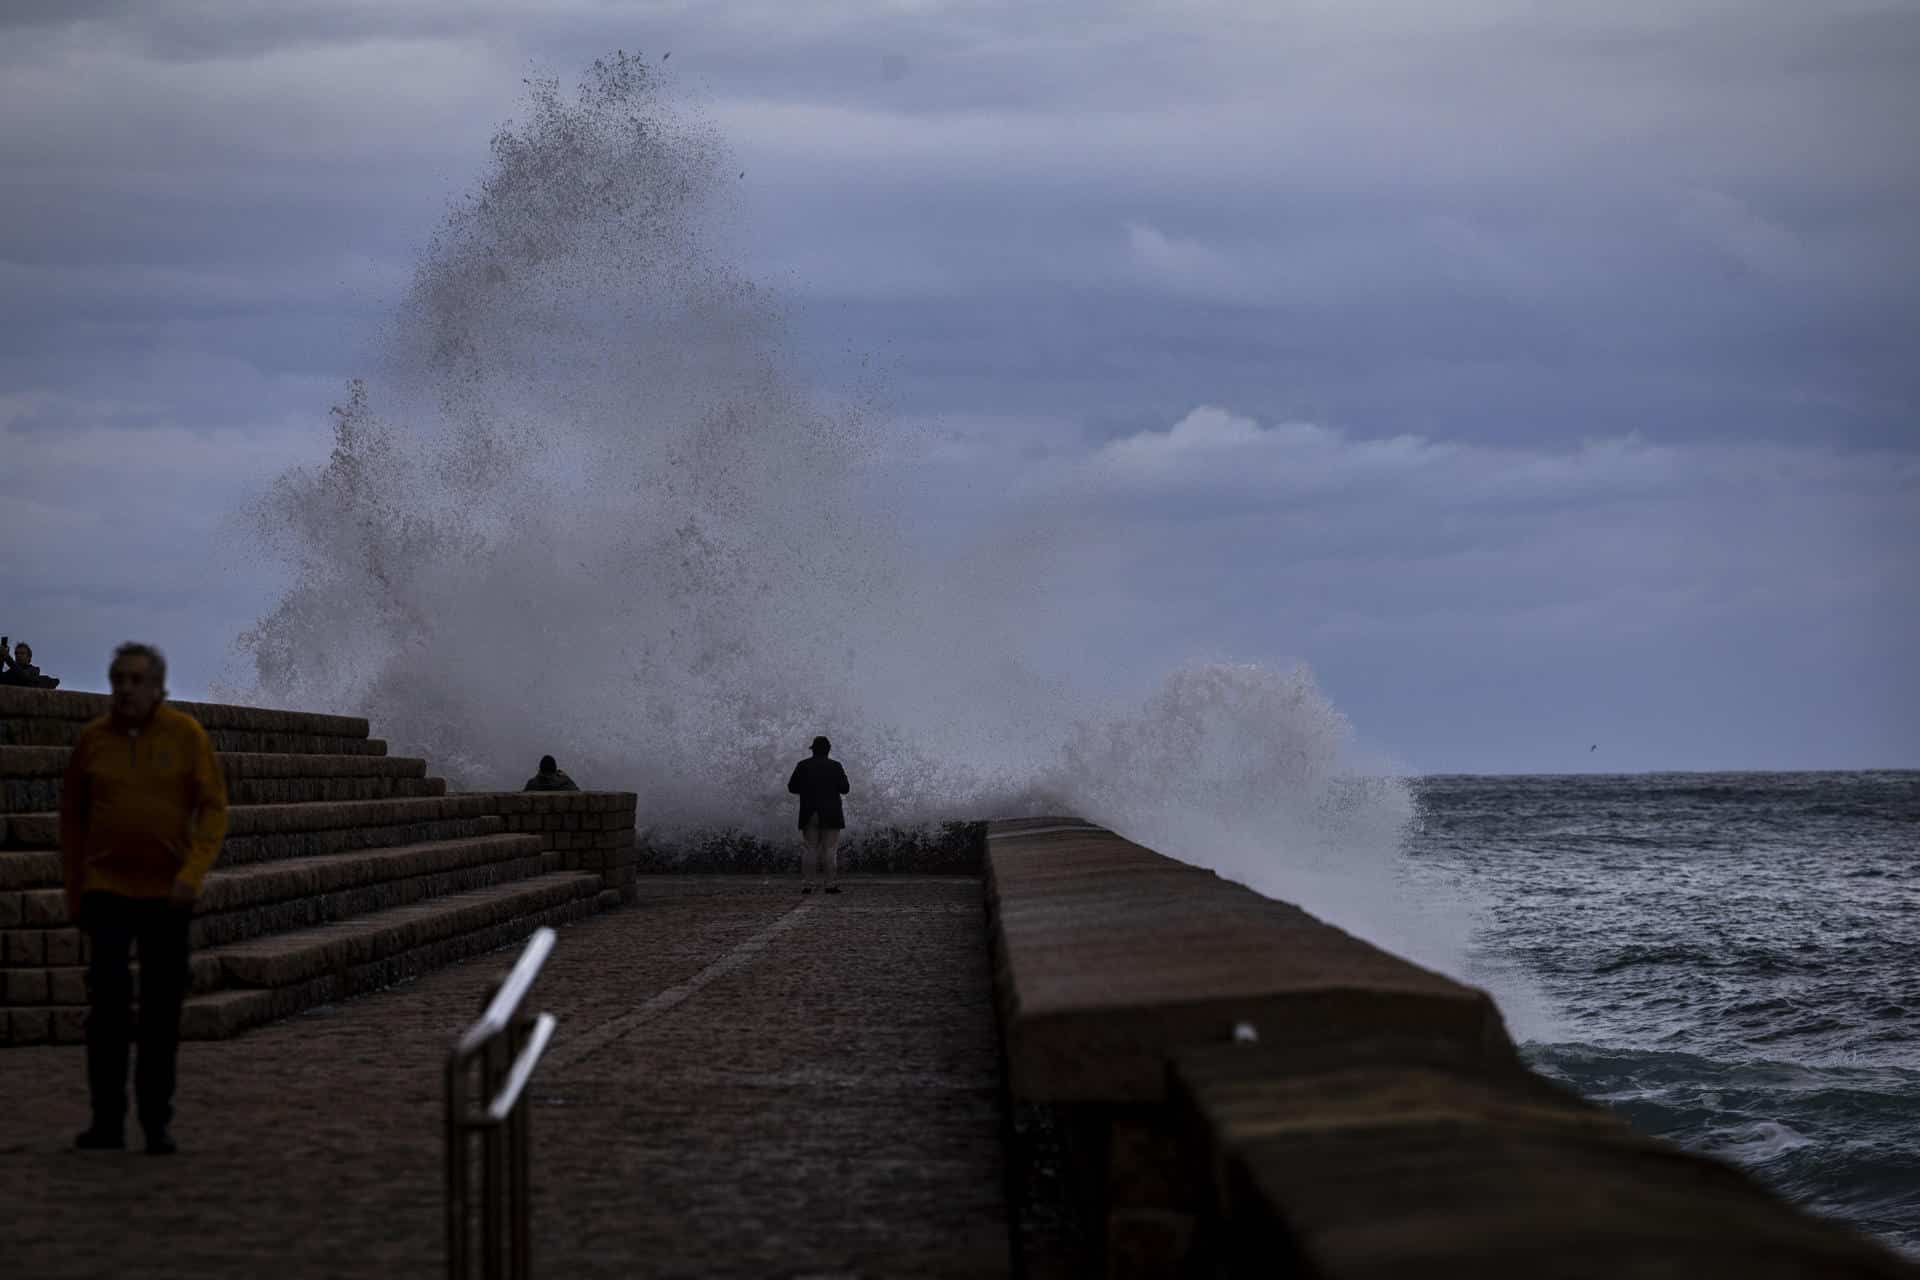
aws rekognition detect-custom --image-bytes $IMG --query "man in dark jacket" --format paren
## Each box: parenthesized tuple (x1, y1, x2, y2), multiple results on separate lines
(787, 736, 849, 894)
(523, 755, 580, 792)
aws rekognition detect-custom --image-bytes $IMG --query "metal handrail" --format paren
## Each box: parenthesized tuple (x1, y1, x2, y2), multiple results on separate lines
(486, 1012, 556, 1123)
(446, 927, 558, 1280)
(458, 926, 556, 1057)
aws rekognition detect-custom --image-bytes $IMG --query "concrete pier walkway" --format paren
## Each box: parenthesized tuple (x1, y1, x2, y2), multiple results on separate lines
(0, 876, 1011, 1278)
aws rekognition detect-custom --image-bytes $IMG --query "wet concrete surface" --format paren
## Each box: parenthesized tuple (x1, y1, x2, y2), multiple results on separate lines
(0, 875, 1010, 1278)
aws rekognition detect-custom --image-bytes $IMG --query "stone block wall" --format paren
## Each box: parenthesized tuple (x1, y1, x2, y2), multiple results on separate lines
(641, 821, 986, 874)
(485, 791, 639, 903)
(2, 685, 625, 1045)
(986, 818, 1920, 1279)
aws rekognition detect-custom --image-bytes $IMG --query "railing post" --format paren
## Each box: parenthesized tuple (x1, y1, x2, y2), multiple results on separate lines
(445, 929, 557, 1280)
(446, 1056, 468, 1279)
(510, 1016, 534, 1279)
(482, 1034, 505, 1280)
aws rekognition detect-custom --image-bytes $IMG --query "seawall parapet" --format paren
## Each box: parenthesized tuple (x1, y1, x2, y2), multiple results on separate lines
(985, 817, 1918, 1277)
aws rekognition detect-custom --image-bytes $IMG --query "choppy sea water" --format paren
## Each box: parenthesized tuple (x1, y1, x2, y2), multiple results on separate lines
(1407, 771, 1920, 1256)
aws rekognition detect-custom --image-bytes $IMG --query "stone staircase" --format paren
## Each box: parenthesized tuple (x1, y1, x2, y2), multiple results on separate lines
(0, 687, 636, 1046)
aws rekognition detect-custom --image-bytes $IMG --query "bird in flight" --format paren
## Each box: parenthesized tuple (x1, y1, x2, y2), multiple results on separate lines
(1589, 744, 1598, 752)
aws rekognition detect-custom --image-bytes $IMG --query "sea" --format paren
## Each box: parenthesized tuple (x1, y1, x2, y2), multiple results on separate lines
(1407, 770, 1920, 1257)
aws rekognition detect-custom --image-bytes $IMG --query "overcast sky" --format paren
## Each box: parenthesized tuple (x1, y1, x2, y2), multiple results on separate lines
(2, 0, 1915, 773)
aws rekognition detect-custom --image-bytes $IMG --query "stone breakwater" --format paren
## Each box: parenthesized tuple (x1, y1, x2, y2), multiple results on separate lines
(984, 817, 1920, 1278)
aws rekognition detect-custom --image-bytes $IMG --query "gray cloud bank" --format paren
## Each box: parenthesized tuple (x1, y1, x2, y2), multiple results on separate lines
(2, 1, 1915, 773)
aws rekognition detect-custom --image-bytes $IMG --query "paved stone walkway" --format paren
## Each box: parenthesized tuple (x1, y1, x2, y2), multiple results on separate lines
(0, 876, 1011, 1278)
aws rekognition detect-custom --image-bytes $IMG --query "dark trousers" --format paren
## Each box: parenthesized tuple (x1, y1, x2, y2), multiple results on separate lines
(82, 892, 192, 1134)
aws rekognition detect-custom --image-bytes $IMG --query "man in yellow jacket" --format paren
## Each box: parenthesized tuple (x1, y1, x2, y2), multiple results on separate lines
(60, 643, 228, 1155)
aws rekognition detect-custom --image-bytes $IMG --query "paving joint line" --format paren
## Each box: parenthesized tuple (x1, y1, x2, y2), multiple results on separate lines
(546, 901, 816, 1070)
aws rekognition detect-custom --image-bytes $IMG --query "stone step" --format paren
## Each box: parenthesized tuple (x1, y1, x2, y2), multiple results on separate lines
(199, 871, 599, 989)
(202, 811, 510, 870)
(1, 745, 427, 781)
(1, 803, 520, 892)
(0, 874, 603, 1044)
(4, 794, 514, 856)
(0, 717, 388, 756)
(1, 833, 549, 937)
(3, 764, 446, 813)
(0, 687, 370, 740)
(182, 872, 603, 1038)
(189, 835, 557, 951)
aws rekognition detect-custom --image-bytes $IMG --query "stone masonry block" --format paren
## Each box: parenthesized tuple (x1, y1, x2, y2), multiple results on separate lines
(4, 929, 46, 965)
(51, 1008, 87, 1043)
(9, 1008, 49, 1044)
(2, 968, 51, 1004)
(0, 852, 63, 893)
(0, 892, 20, 928)
(46, 928, 84, 965)
(49, 967, 87, 1005)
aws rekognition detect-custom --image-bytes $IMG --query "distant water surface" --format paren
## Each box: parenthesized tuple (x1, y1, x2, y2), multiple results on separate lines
(1408, 771, 1920, 1257)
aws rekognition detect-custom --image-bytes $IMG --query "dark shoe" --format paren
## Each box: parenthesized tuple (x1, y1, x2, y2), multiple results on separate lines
(144, 1128, 177, 1156)
(824, 885, 842, 895)
(74, 1127, 125, 1151)
(801, 885, 814, 895)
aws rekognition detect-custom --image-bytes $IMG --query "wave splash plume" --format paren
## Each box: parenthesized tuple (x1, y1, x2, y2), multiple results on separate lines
(230, 54, 1428, 960)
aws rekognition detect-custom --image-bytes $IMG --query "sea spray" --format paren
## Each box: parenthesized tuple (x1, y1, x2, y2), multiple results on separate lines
(230, 54, 1483, 992)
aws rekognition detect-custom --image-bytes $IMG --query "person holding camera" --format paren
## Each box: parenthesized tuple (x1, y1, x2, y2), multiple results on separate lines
(1, 637, 60, 688)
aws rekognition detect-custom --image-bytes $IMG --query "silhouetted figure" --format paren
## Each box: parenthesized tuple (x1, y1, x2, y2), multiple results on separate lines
(787, 736, 850, 894)
(523, 755, 580, 792)
(0, 638, 59, 688)
(61, 643, 227, 1156)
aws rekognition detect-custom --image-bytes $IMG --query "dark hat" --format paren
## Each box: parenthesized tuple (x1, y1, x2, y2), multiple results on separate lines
(810, 736, 831, 753)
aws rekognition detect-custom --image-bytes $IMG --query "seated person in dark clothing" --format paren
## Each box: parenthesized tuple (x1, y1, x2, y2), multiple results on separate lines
(0, 639, 59, 688)
(522, 755, 580, 792)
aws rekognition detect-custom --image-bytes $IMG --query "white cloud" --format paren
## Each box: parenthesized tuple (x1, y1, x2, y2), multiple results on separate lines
(941, 403, 1918, 681)
(1068, 405, 1686, 507)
